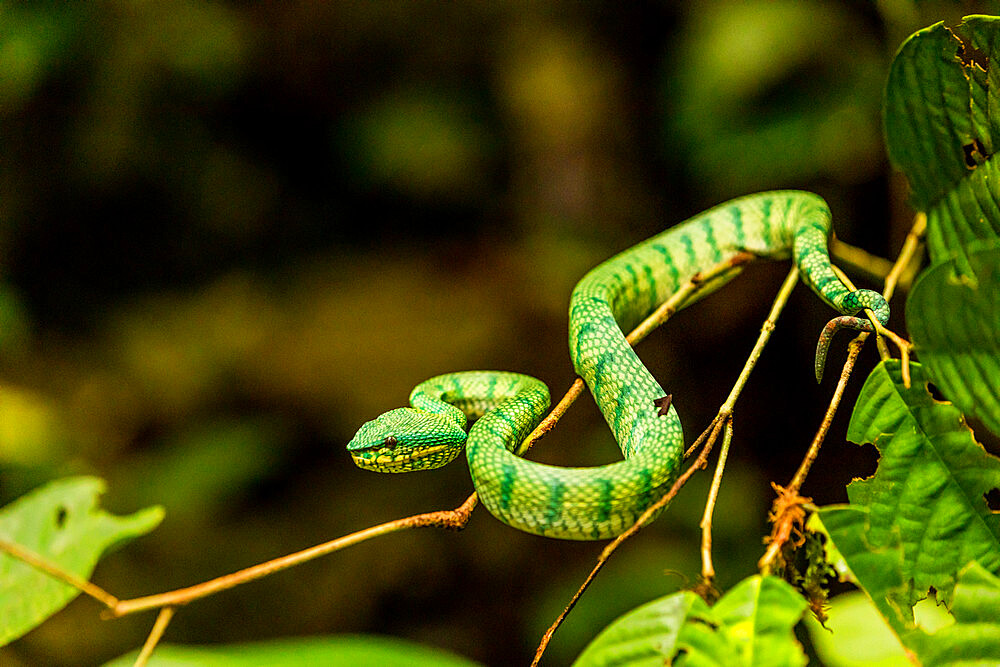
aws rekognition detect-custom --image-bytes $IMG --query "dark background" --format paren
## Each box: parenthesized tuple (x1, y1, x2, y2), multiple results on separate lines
(0, 2, 991, 665)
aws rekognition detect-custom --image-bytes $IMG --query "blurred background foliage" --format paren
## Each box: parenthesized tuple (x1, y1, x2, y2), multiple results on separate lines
(0, 1, 995, 665)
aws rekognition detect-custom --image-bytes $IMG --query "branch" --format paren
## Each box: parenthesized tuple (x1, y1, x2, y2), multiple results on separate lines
(759, 211, 928, 571)
(534, 262, 801, 663)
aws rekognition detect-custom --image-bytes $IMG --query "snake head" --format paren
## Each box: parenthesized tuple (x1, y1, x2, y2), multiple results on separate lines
(347, 407, 467, 473)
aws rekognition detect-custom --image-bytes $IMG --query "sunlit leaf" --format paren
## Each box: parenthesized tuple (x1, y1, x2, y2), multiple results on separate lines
(103, 634, 481, 666)
(0, 477, 163, 646)
(573, 576, 806, 666)
(905, 562, 1000, 665)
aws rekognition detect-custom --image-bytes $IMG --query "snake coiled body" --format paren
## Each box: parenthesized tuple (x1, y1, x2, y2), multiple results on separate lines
(349, 191, 889, 540)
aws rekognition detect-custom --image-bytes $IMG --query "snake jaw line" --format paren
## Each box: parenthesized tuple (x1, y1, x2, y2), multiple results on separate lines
(351, 444, 457, 473)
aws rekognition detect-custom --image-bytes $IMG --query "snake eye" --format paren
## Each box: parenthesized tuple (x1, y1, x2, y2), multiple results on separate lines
(383, 435, 398, 449)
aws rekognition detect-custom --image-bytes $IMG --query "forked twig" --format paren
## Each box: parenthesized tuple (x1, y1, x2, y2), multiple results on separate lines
(534, 263, 802, 663)
(759, 211, 928, 570)
(133, 607, 175, 667)
(516, 252, 753, 457)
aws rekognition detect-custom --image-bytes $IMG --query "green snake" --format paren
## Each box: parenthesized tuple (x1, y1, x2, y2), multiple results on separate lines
(348, 191, 889, 540)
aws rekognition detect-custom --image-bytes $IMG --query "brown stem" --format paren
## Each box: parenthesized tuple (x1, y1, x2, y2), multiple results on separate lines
(0, 538, 121, 609)
(700, 417, 734, 583)
(1, 252, 759, 633)
(133, 607, 175, 667)
(108, 494, 478, 617)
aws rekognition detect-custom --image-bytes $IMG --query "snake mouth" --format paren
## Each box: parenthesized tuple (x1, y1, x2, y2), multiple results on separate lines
(350, 444, 453, 472)
(350, 451, 413, 472)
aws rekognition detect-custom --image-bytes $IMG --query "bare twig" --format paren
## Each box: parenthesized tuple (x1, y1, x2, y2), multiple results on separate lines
(0, 538, 121, 609)
(531, 416, 727, 667)
(882, 212, 927, 302)
(700, 416, 734, 584)
(830, 237, 895, 282)
(758, 333, 867, 574)
(516, 252, 753, 457)
(0, 253, 758, 639)
(107, 493, 479, 618)
(133, 607, 175, 667)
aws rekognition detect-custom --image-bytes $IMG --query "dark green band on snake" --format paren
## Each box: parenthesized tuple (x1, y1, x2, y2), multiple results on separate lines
(348, 191, 889, 540)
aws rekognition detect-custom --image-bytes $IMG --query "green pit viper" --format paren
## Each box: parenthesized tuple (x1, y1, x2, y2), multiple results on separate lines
(348, 191, 889, 540)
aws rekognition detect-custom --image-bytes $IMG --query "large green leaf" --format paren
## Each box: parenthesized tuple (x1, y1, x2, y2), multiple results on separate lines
(906, 241, 1000, 437)
(573, 576, 806, 667)
(0, 476, 163, 646)
(104, 635, 481, 667)
(884, 15, 1000, 265)
(845, 360, 1000, 604)
(818, 508, 1000, 663)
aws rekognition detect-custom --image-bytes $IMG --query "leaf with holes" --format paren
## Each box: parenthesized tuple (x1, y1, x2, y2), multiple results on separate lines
(904, 561, 1000, 665)
(884, 15, 1000, 266)
(815, 506, 913, 637)
(0, 476, 163, 646)
(845, 360, 1000, 606)
(573, 576, 807, 667)
(906, 240, 1000, 438)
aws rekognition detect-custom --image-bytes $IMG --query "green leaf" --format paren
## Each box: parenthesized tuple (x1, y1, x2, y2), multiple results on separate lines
(845, 360, 1000, 604)
(0, 476, 163, 647)
(103, 635, 482, 666)
(805, 591, 914, 667)
(884, 15, 1000, 264)
(573, 576, 807, 667)
(572, 590, 720, 666)
(805, 591, 955, 667)
(814, 506, 913, 637)
(709, 576, 808, 667)
(906, 240, 1000, 437)
(905, 562, 1000, 665)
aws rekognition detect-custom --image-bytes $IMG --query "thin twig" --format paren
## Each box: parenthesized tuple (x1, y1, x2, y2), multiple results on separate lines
(758, 332, 865, 574)
(830, 237, 896, 282)
(2, 257, 756, 624)
(700, 416, 734, 584)
(759, 211, 928, 571)
(0, 538, 121, 609)
(718, 266, 800, 416)
(883, 212, 927, 302)
(789, 335, 866, 494)
(516, 252, 753, 457)
(133, 607, 175, 667)
(107, 493, 478, 617)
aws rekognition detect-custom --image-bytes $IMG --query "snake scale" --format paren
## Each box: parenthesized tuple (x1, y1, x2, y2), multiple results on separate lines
(348, 191, 889, 540)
